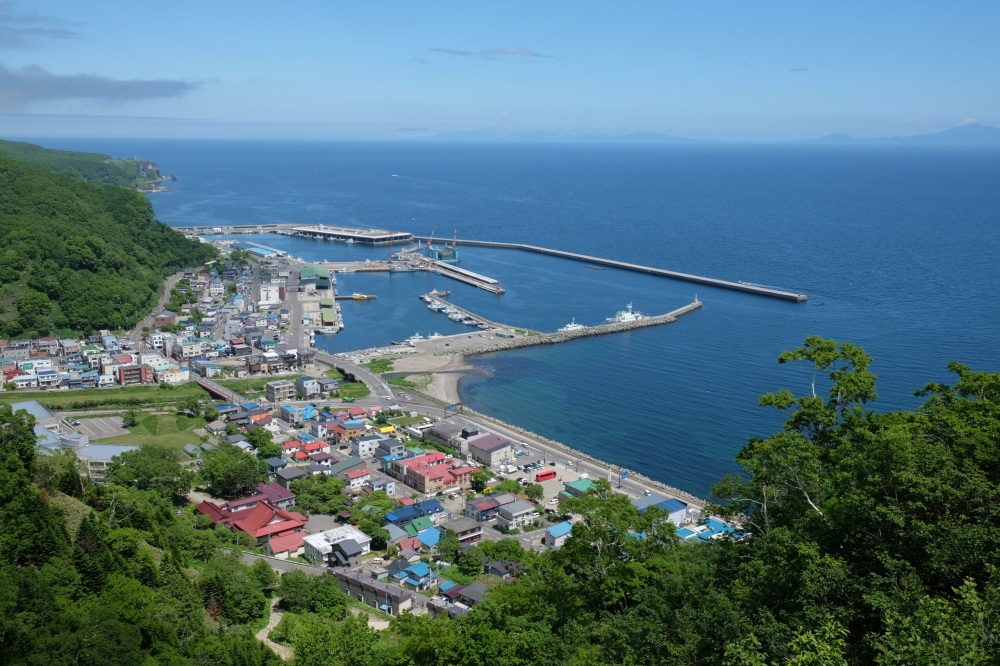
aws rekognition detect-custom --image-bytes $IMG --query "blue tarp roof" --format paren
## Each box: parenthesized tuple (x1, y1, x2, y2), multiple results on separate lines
(439, 580, 456, 591)
(406, 561, 431, 577)
(659, 498, 688, 513)
(417, 528, 441, 547)
(546, 521, 573, 539)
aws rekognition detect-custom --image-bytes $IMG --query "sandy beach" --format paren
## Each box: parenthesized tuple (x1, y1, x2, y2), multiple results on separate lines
(390, 352, 474, 405)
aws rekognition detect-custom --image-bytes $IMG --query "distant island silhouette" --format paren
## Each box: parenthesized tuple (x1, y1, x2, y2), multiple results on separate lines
(426, 123, 1000, 146)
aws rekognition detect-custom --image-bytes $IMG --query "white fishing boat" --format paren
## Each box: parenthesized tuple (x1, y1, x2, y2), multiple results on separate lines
(559, 318, 585, 332)
(605, 303, 646, 324)
(428, 332, 444, 340)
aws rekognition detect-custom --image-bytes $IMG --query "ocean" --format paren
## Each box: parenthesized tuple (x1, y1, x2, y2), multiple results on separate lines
(24, 138, 1000, 497)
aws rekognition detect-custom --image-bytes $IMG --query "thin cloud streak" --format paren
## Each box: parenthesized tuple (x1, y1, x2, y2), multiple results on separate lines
(0, 1, 77, 49)
(428, 46, 555, 60)
(0, 62, 199, 111)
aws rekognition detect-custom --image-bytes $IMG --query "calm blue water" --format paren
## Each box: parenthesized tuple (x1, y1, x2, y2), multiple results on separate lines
(24, 138, 1000, 497)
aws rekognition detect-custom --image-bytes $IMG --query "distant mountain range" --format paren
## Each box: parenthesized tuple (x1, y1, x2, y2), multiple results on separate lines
(806, 123, 1000, 146)
(427, 123, 1000, 146)
(426, 129, 701, 144)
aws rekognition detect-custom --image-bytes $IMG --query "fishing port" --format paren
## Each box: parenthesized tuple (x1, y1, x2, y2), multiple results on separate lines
(181, 223, 807, 302)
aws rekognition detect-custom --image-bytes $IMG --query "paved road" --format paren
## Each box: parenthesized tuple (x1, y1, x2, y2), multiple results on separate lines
(127, 270, 185, 343)
(240, 552, 327, 576)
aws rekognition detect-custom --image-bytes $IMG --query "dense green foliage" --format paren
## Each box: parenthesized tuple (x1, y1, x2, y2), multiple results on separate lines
(199, 443, 268, 499)
(0, 154, 215, 336)
(0, 407, 281, 665)
(4, 338, 999, 664)
(0, 138, 163, 189)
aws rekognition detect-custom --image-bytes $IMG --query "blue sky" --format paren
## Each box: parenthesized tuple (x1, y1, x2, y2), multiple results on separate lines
(1, 1, 997, 140)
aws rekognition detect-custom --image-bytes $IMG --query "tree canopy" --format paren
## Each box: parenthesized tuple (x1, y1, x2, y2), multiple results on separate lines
(3, 338, 999, 664)
(0, 153, 215, 337)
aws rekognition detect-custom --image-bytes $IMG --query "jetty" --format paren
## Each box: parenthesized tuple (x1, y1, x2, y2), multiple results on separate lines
(424, 298, 703, 356)
(413, 237, 807, 302)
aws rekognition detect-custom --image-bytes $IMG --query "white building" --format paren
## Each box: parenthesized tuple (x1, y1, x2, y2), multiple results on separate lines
(259, 284, 282, 306)
(497, 499, 536, 531)
(303, 525, 372, 564)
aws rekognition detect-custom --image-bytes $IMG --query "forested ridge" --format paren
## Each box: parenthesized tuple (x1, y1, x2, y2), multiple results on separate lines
(1, 339, 997, 664)
(0, 154, 216, 337)
(0, 139, 164, 190)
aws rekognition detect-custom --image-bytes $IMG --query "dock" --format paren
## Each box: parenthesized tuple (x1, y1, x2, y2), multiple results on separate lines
(289, 225, 413, 247)
(335, 294, 377, 301)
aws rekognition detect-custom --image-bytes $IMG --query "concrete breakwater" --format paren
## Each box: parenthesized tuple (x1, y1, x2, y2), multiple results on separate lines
(413, 236, 807, 302)
(441, 300, 703, 357)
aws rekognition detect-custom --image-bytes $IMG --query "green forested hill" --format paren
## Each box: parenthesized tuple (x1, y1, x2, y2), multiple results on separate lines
(0, 138, 165, 190)
(0, 155, 215, 337)
(1, 343, 998, 664)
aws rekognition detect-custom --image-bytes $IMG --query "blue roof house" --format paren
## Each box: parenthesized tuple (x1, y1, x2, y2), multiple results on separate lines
(543, 521, 573, 550)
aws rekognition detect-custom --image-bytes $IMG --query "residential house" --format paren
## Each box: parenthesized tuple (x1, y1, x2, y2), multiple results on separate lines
(390, 560, 437, 591)
(457, 582, 488, 606)
(351, 433, 386, 459)
(316, 377, 339, 397)
(264, 532, 305, 559)
(497, 499, 537, 531)
(303, 525, 372, 564)
(332, 568, 414, 616)
(376, 438, 405, 458)
(344, 467, 372, 489)
(543, 521, 573, 550)
(294, 375, 320, 399)
(424, 422, 464, 451)
(265, 379, 295, 403)
(275, 466, 308, 488)
(442, 517, 483, 545)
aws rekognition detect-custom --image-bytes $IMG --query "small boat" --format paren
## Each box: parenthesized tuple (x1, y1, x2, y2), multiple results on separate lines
(559, 318, 586, 332)
(406, 333, 425, 344)
(586, 265, 607, 271)
(318, 327, 337, 334)
(351, 293, 376, 300)
(428, 332, 444, 340)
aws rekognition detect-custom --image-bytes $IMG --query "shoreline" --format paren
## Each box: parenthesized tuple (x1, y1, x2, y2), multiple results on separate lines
(387, 349, 708, 508)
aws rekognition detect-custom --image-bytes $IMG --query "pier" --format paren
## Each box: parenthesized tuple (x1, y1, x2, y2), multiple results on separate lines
(413, 237, 807, 302)
(289, 225, 413, 246)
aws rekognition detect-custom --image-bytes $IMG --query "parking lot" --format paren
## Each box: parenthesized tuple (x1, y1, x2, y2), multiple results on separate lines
(73, 415, 127, 439)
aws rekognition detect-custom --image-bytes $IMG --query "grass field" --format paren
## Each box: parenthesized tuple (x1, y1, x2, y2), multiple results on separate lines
(98, 413, 205, 452)
(387, 373, 431, 390)
(0, 383, 211, 410)
(338, 382, 370, 400)
(216, 375, 302, 395)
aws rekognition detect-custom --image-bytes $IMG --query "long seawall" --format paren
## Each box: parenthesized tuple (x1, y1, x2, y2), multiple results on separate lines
(443, 300, 703, 357)
(413, 237, 808, 302)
